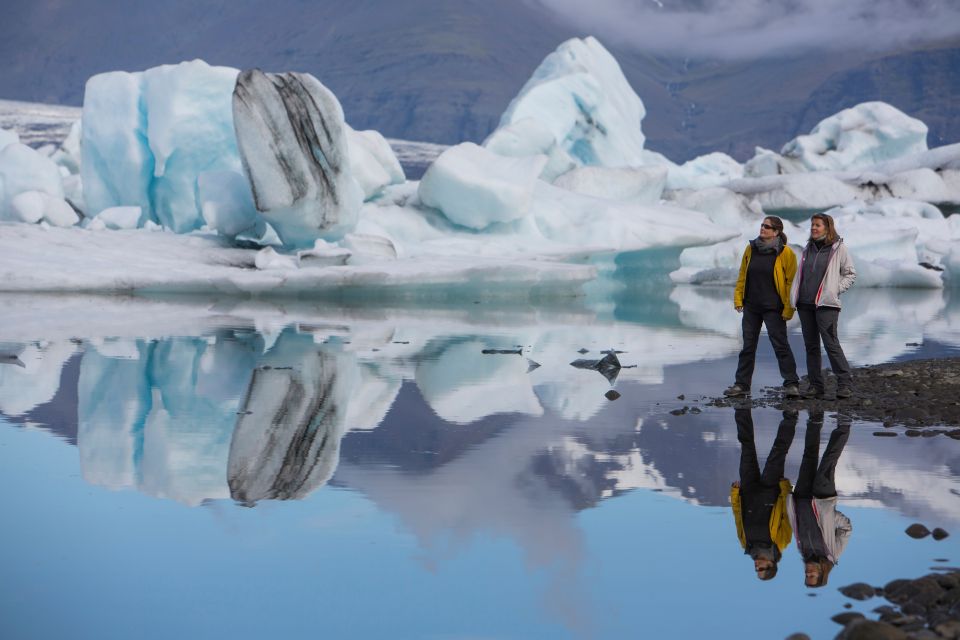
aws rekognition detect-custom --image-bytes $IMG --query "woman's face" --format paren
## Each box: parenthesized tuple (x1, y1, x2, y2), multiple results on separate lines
(759, 219, 778, 240)
(810, 218, 827, 240)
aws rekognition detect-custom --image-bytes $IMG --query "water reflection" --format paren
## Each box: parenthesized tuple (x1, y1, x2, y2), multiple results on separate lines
(731, 407, 796, 581)
(2, 290, 960, 527)
(788, 411, 852, 589)
(228, 332, 351, 505)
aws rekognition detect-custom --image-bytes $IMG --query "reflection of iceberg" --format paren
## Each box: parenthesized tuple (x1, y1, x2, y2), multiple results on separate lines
(77, 332, 261, 504)
(0, 341, 76, 416)
(415, 338, 543, 424)
(228, 332, 353, 504)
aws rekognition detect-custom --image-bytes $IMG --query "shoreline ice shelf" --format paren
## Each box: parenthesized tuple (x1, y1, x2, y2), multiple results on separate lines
(1, 36, 958, 296)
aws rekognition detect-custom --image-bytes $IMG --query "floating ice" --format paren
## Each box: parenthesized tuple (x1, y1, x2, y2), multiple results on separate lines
(745, 102, 928, 176)
(95, 206, 142, 230)
(81, 61, 240, 230)
(197, 170, 258, 237)
(232, 69, 363, 248)
(347, 127, 405, 200)
(418, 142, 547, 229)
(0, 127, 18, 151)
(0, 142, 66, 223)
(490, 37, 647, 171)
(552, 165, 666, 203)
(664, 152, 743, 191)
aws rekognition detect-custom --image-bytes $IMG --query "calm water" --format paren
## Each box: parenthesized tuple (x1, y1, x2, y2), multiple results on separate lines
(2, 287, 960, 639)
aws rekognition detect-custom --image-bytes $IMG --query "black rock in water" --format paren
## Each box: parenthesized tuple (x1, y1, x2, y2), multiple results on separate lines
(933, 527, 950, 540)
(570, 351, 622, 384)
(906, 523, 932, 539)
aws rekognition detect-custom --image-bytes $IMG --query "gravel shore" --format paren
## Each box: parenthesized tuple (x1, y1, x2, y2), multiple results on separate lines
(708, 358, 960, 430)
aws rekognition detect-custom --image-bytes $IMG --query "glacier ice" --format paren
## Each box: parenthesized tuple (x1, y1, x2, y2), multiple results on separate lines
(0, 127, 19, 151)
(232, 69, 363, 248)
(418, 142, 547, 229)
(346, 126, 405, 200)
(551, 165, 666, 204)
(489, 37, 647, 171)
(744, 102, 928, 176)
(0, 142, 66, 223)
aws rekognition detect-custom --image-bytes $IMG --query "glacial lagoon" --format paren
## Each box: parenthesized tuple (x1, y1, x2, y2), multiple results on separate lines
(2, 287, 960, 639)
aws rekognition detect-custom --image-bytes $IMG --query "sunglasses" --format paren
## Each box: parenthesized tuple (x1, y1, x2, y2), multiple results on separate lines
(760, 223, 776, 230)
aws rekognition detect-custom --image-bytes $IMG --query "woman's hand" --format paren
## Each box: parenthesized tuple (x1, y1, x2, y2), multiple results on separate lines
(735, 306, 743, 313)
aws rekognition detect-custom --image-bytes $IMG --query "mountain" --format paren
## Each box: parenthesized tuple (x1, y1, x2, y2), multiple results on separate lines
(1, 0, 957, 161)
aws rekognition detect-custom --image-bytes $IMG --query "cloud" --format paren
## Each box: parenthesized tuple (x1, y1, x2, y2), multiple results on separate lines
(535, 0, 960, 59)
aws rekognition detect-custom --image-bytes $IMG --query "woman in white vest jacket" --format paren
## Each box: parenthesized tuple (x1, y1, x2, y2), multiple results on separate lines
(790, 213, 856, 399)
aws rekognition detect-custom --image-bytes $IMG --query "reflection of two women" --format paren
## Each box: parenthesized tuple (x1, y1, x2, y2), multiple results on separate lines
(731, 408, 852, 585)
(731, 407, 797, 580)
(786, 410, 852, 588)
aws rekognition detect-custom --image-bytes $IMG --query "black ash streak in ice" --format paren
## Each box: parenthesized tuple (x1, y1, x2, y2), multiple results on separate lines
(231, 69, 358, 246)
(227, 345, 346, 506)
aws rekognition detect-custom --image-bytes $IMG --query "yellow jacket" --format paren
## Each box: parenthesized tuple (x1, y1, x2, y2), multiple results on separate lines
(734, 243, 798, 320)
(731, 479, 794, 552)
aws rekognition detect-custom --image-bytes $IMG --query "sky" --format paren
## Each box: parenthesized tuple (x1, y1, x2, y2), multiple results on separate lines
(536, 0, 960, 59)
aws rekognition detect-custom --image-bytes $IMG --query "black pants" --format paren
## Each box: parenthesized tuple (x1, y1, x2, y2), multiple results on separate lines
(736, 408, 797, 490)
(797, 304, 852, 392)
(735, 307, 799, 388)
(794, 412, 851, 499)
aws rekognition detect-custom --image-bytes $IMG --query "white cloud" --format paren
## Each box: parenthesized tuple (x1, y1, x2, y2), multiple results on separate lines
(535, 0, 960, 59)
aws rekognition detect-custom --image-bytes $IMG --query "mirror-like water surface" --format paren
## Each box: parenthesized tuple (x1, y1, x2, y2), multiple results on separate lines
(2, 288, 959, 639)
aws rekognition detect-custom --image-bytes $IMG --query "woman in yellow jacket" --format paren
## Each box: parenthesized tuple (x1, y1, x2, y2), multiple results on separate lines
(725, 216, 801, 398)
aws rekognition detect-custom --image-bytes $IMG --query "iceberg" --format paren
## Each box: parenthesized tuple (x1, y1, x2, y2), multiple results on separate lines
(232, 69, 363, 247)
(663, 152, 743, 191)
(418, 142, 547, 229)
(0, 127, 18, 151)
(488, 37, 647, 171)
(0, 142, 71, 224)
(80, 61, 241, 231)
(78, 62, 401, 248)
(552, 165, 666, 204)
(744, 102, 928, 176)
(346, 127, 405, 200)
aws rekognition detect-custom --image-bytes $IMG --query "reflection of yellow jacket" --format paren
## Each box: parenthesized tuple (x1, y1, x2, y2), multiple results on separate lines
(734, 244, 798, 320)
(731, 479, 794, 552)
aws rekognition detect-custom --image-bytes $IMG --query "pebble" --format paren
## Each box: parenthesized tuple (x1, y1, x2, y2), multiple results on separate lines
(906, 524, 932, 539)
(604, 390, 621, 401)
(933, 527, 950, 541)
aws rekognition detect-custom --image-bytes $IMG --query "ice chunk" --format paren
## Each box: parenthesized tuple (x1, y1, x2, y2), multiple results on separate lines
(666, 187, 764, 227)
(492, 37, 647, 170)
(346, 127, 405, 200)
(0, 143, 65, 222)
(198, 170, 258, 237)
(529, 181, 736, 250)
(9, 191, 44, 223)
(483, 117, 577, 181)
(552, 165, 666, 203)
(142, 61, 242, 232)
(418, 142, 548, 230)
(80, 71, 153, 220)
(745, 102, 928, 175)
(297, 238, 351, 267)
(725, 173, 862, 213)
(254, 246, 299, 270)
(50, 119, 81, 175)
(232, 69, 363, 248)
(97, 206, 143, 230)
(665, 152, 744, 190)
(0, 127, 19, 151)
